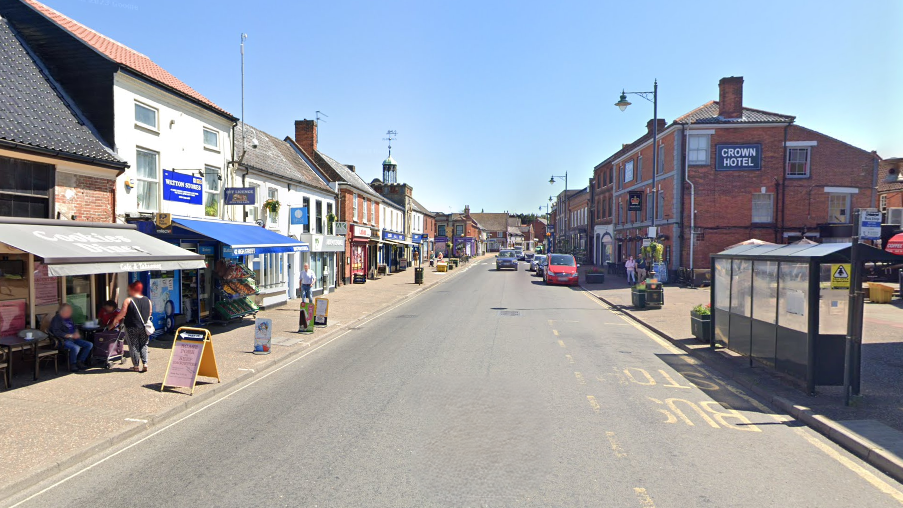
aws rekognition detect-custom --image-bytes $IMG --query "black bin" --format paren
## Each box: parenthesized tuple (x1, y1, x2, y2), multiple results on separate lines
(414, 267, 424, 285)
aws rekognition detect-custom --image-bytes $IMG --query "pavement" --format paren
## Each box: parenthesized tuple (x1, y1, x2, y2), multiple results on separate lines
(578, 265, 903, 484)
(4, 259, 903, 506)
(0, 256, 487, 502)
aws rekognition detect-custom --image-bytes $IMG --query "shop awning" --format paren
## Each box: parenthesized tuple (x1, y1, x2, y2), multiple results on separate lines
(172, 217, 308, 255)
(0, 218, 207, 276)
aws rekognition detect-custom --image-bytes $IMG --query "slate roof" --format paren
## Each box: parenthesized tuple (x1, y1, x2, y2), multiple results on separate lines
(676, 101, 794, 125)
(314, 150, 383, 200)
(0, 17, 124, 168)
(508, 226, 524, 236)
(410, 197, 434, 216)
(234, 122, 331, 193)
(21, 0, 233, 119)
(469, 213, 510, 232)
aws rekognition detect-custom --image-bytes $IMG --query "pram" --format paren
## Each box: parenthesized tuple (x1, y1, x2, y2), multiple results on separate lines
(92, 326, 126, 369)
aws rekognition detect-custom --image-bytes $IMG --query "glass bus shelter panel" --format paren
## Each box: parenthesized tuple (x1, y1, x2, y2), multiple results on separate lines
(776, 262, 809, 381)
(713, 258, 732, 347)
(750, 260, 779, 367)
(816, 263, 849, 386)
(728, 259, 753, 356)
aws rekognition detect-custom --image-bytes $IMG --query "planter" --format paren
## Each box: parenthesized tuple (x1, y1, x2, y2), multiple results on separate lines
(631, 287, 646, 309)
(585, 273, 605, 284)
(690, 310, 712, 343)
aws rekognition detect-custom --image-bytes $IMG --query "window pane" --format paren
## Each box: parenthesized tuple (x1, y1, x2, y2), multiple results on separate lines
(203, 129, 218, 148)
(135, 103, 156, 127)
(137, 180, 158, 211)
(136, 150, 157, 179)
(205, 169, 220, 192)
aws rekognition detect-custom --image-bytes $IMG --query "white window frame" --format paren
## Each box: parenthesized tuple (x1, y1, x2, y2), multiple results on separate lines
(688, 135, 709, 165)
(751, 193, 774, 223)
(370, 201, 375, 225)
(880, 194, 888, 212)
(828, 193, 851, 223)
(624, 160, 635, 182)
(203, 127, 219, 151)
(786, 147, 811, 178)
(204, 165, 220, 217)
(248, 183, 260, 222)
(267, 187, 278, 225)
(658, 144, 666, 174)
(135, 147, 159, 212)
(134, 101, 158, 131)
(353, 193, 358, 222)
(363, 197, 368, 223)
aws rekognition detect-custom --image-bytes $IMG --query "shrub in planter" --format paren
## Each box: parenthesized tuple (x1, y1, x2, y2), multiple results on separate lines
(690, 303, 712, 343)
(585, 267, 605, 284)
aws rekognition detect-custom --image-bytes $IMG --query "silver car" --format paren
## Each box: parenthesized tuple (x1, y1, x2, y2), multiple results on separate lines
(496, 250, 519, 270)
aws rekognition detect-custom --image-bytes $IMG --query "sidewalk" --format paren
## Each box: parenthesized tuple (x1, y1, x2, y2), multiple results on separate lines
(578, 265, 903, 482)
(0, 256, 489, 498)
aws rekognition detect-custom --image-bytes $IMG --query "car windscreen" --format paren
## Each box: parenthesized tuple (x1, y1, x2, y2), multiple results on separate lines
(499, 251, 516, 258)
(549, 254, 576, 266)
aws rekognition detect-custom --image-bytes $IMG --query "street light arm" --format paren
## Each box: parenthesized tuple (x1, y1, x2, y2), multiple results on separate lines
(623, 91, 655, 103)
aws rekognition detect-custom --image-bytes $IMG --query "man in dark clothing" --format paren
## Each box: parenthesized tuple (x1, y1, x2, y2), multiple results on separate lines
(49, 303, 93, 371)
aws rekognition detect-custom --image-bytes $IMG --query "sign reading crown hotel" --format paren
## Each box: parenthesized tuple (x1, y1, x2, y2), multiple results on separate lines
(716, 144, 762, 171)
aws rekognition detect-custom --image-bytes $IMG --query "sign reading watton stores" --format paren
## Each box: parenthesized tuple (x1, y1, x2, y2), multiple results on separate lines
(716, 144, 762, 171)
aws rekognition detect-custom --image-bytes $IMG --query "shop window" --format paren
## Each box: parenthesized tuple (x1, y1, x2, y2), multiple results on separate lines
(624, 160, 634, 182)
(203, 128, 219, 150)
(688, 135, 709, 165)
(136, 148, 159, 212)
(316, 200, 324, 234)
(267, 188, 278, 225)
(751, 193, 774, 223)
(204, 165, 220, 217)
(65, 275, 91, 325)
(828, 193, 851, 223)
(0, 156, 53, 218)
(786, 147, 810, 177)
(134, 101, 157, 130)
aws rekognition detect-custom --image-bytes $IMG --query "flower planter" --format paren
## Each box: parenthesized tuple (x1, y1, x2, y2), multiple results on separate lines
(585, 273, 605, 284)
(690, 310, 712, 343)
(631, 287, 646, 309)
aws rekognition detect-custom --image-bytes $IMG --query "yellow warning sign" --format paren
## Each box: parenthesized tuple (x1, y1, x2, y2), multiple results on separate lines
(831, 264, 851, 289)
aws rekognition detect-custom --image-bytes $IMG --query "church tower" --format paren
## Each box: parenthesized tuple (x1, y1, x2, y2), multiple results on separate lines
(382, 130, 398, 184)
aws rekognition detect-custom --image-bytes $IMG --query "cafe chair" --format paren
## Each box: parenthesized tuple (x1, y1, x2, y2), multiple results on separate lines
(29, 316, 63, 376)
(0, 348, 9, 389)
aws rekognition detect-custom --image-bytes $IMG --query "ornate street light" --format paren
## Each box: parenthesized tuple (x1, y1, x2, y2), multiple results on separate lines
(614, 90, 631, 111)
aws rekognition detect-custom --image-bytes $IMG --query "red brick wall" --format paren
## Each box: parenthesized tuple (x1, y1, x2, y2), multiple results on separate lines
(54, 172, 115, 222)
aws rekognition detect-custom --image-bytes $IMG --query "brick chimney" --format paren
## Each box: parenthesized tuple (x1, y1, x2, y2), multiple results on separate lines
(345, 164, 355, 173)
(464, 205, 470, 216)
(718, 76, 744, 119)
(646, 119, 667, 135)
(294, 119, 317, 155)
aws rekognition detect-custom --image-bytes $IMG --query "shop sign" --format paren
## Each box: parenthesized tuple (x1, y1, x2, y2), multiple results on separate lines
(435, 236, 448, 243)
(314, 297, 329, 327)
(353, 225, 370, 238)
(412, 234, 424, 243)
(161, 327, 220, 395)
(222, 246, 255, 257)
(163, 170, 203, 204)
(860, 210, 882, 241)
(224, 187, 257, 206)
(198, 245, 215, 256)
(628, 191, 643, 212)
(715, 144, 761, 171)
(155, 213, 172, 234)
(290, 207, 308, 225)
(383, 231, 405, 242)
(831, 264, 851, 289)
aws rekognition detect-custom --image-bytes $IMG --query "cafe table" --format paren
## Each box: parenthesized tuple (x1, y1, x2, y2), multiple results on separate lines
(0, 335, 54, 389)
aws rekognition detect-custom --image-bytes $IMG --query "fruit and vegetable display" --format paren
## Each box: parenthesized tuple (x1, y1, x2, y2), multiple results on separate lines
(214, 260, 260, 320)
(215, 260, 255, 281)
(217, 278, 258, 297)
(214, 297, 258, 320)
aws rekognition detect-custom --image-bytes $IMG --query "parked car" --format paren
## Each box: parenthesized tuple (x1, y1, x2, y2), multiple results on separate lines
(515, 248, 525, 260)
(534, 255, 548, 277)
(496, 250, 519, 270)
(525, 252, 534, 263)
(527, 253, 537, 271)
(544, 254, 578, 286)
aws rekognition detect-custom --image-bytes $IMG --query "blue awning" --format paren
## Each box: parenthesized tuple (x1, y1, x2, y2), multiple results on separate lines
(172, 217, 308, 255)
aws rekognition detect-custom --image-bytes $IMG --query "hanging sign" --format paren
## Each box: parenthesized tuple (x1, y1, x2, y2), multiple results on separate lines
(290, 207, 309, 225)
(224, 187, 257, 206)
(161, 327, 221, 395)
(314, 298, 329, 327)
(860, 210, 882, 241)
(155, 213, 172, 233)
(253, 318, 272, 354)
(162, 170, 203, 204)
(628, 191, 643, 212)
(715, 144, 762, 171)
(831, 263, 851, 289)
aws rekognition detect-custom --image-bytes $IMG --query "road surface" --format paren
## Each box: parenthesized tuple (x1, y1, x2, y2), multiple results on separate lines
(7, 259, 903, 507)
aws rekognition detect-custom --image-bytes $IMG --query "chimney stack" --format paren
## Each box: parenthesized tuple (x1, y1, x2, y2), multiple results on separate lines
(718, 76, 744, 119)
(646, 118, 667, 135)
(294, 119, 317, 155)
(464, 205, 470, 216)
(345, 164, 355, 173)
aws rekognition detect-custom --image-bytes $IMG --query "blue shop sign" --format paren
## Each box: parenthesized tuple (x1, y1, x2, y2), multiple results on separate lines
(163, 170, 203, 204)
(224, 187, 257, 206)
(383, 231, 406, 242)
(290, 207, 308, 225)
(412, 234, 424, 243)
(716, 144, 761, 171)
(435, 236, 448, 243)
(198, 245, 215, 256)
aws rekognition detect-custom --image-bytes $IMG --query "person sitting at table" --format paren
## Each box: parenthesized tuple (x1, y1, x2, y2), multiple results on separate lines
(98, 300, 119, 328)
(49, 303, 93, 372)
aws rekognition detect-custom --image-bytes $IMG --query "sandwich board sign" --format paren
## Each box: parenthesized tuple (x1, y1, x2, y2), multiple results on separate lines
(161, 327, 220, 395)
(298, 302, 315, 333)
(831, 264, 851, 289)
(254, 318, 272, 354)
(314, 297, 329, 327)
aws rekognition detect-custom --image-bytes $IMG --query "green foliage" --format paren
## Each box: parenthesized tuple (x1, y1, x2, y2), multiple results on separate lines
(641, 241, 664, 263)
(633, 282, 647, 291)
(263, 199, 281, 214)
(205, 203, 218, 217)
(692, 303, 712, 316)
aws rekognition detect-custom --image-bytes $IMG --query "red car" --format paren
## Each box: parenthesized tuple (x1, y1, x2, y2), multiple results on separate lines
(544, 254, 578, 286)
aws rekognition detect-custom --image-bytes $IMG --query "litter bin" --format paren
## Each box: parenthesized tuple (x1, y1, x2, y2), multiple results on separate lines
(415, 267, 424, 285)
(644, 281, 664, 308)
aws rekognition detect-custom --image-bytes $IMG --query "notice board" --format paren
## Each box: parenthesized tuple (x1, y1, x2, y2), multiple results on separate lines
(161, 327, 220, 395)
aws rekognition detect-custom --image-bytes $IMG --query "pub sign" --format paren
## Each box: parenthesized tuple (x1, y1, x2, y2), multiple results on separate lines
(628, 191, 643, 212)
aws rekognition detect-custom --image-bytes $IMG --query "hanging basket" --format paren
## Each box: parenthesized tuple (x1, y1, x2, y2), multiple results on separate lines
(263, 199, 281, 214)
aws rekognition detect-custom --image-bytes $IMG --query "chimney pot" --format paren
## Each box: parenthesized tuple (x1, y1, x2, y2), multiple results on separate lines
(646, 118, 667, 135)
(718, 76, 744, 119)
(294, 119, 317, 155)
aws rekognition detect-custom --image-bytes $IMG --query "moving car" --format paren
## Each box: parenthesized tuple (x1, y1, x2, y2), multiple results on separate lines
(496, 250, 519, 270)
(534, 255, 548, 277)
(515, 248, 525, 260)
(525, 252, 535, 263)
(544, 254, 578, 286)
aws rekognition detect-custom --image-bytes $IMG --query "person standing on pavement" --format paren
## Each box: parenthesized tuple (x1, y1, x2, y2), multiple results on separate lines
(636, 256, 647, 283)
(49, 303, 93, 372)
(625, 256, 637, 284)
(300, 263, 316, 304)
(111, 281, 152, 373)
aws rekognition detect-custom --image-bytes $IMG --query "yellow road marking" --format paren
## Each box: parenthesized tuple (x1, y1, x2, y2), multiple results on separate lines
(605, 431, 627, 458)
(552, 329, 559, 336)
(574, 371, 586, 384)
(587, 395, 600, 413)
(558, 340, 566, 348)
(565, 354, 575, 364)
(579, 288, 903, 504)
(634, 487, 656, 507)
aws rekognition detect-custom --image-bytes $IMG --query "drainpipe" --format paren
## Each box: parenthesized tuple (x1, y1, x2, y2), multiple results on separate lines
(684, 123, 695, 271)
(780, 121, 793, 241)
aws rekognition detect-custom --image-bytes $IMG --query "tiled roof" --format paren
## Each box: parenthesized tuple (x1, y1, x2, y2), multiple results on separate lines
(469, 213, 510, 232)
(22, 0, 233, 118)
(507, 226, 524, 236)
(235, 122, 331, 193)
(314, 150, 382, 199)
(410, 197, 434, 216)
(0, 18, 124, 167)
(676, 101, 794, 124)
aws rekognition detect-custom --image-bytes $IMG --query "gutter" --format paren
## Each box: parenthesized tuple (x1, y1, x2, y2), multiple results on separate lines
(0, 139, 127, 172)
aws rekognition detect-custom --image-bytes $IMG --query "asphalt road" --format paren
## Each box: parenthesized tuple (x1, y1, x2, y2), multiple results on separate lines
(8, 259, 903, 508)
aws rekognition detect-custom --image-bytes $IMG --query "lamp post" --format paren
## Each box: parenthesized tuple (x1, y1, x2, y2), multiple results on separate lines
(550, 173, 568, 253)
(615, 80, 658, 231)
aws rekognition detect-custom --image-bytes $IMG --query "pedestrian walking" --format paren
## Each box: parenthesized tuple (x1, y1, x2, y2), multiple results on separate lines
(300, 263, 315, 304)
(111, 281, 152, 373)
(625, 256, 637, 284)
(636, 256, 647, 283)
(49, 303, 93, 372)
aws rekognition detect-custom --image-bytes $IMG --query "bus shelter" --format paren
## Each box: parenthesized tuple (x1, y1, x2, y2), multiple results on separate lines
(711, 242, 903, 395)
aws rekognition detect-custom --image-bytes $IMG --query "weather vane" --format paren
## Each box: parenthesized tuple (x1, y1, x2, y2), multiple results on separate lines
(383, 130, 397, 156)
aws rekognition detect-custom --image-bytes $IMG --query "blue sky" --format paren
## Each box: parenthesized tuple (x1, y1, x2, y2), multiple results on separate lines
(44, 0, 901, 215)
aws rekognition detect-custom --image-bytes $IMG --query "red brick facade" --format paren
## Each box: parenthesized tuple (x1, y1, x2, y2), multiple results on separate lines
(54, 172, 116, 222)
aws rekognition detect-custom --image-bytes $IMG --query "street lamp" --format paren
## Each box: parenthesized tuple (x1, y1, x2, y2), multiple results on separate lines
(615, 79, 658, 230)
(550, 173, 568, 253)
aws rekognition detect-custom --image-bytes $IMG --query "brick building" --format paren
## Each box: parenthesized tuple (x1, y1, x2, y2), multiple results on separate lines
(470, 212, 510, 251)
(878, 158, 903, 226)
(591, 150, 617, 266)
(600, 76, 880, 275)
(566, 187, 590, 261)
(435, 206, 484, 256)
(531, 218, 548, 252)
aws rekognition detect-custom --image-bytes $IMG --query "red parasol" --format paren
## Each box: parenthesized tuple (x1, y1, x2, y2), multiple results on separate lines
(886, 233, 903, 255)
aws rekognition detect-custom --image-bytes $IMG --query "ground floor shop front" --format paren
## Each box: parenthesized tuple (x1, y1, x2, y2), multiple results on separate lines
(297, 233, 344, 298)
